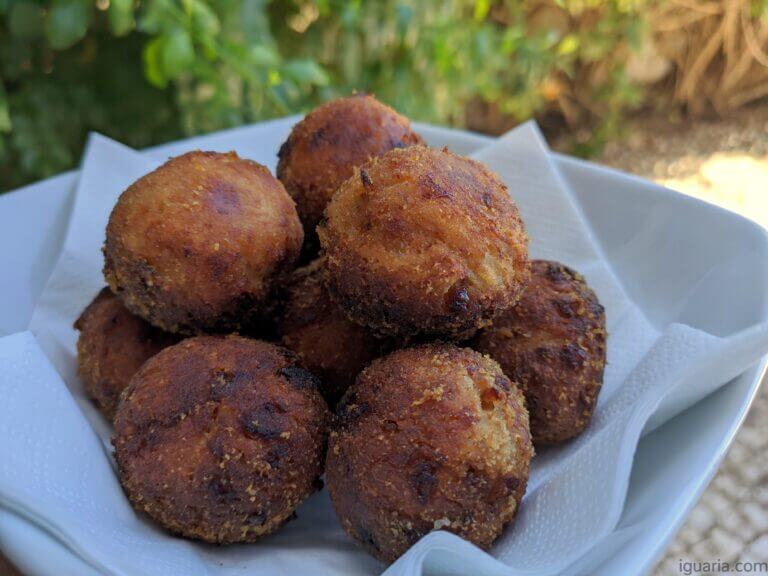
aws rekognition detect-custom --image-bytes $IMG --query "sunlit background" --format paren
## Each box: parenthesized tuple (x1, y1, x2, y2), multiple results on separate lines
(0, 1, 766, 574)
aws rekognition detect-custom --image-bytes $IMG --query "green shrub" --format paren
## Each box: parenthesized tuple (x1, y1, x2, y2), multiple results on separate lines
(0, 0, 645, 191)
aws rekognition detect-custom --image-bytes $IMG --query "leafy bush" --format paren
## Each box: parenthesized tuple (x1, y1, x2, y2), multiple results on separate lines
(0, 0, 646, 191)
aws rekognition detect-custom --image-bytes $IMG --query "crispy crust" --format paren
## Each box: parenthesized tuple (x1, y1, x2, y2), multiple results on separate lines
(112, 336, 329, 543)
(326, 344, 533, 563)
(472, 260, 606, 445)
(104, 151, 303, 335)
(275, 259, 386, 406)
(277, 94, 423, 252)
(74, 288, 179, 420)
(318, 145, 530, 339)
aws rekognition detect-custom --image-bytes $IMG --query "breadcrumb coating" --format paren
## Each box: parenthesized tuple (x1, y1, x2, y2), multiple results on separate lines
(319, 145, 530, 339)
(75, 287, 179, 420)
(326, 344, 533, 563)
(472, 260, 606, 445)
(277, 94, 423, 254)
(276, 259, 386, 406)
(104, 151, 303, 334)
(113, 336, 329, 543)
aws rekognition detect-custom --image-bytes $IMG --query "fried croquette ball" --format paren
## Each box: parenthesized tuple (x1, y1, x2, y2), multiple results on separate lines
(74, 288, 179, 420)
(276, 259, 385, 406)
(318, 146, 530, 340)
(326, 344, 533, 563)
(276, 94, 423, 247)
(104, 151, 303, 335)
(113, 335, 329, 543)
(472, 260, 606, 445)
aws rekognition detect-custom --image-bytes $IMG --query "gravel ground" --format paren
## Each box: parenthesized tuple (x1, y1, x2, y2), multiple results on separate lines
(597, 103, 768, 575)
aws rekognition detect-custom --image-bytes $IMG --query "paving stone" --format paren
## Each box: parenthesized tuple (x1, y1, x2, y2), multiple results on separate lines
(680, 529, 699, 548)
(688, 505, 717, 534)
(713, 473, 743, 500)
(743, 503, 768, 534)
(691, 537, 719, 560)
(747, 535, 768, 562)
(707, 491, 733, 515)
(711, 527, 744, 561)
(724, 513, 754, 542)
(669, 539, 686, 556)
(741, 462, 764, 485)
(740, 427, 763, 451)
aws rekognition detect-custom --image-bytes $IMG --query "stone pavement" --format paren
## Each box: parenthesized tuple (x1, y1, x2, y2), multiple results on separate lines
(655, 396, 768, 574)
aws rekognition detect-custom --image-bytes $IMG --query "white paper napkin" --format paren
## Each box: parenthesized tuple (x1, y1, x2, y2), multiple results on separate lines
(1, 122, 767, 576)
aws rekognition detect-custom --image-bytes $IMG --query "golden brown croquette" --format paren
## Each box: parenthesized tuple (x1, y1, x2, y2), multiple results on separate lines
(75, 288, 179, 420)
(276, 94, 423, 251)
(325, 344, 533, 563)
(104, 151, 303, 335)
(113, 335, 329, 543)
(318, 145, 530, 340)
(275, 259, 386, 406)
(472, 260, 606, 445)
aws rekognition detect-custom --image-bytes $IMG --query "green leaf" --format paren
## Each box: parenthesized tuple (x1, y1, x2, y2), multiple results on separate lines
(250, 45, 279, 68)
(9, 2, 45, 38)
(474, 0, 490, 22)
(557, 34, 580, 56)
(137, 0, 172, 34)
(625, 19, 644, 50)
(162, 29, 195, 79)
(241, 0, 270, 41)
(191, 0, 220, 37)
(0, 83, 11, 133)
(46, 0, 92, 49)
(283, 59, 329, 86)
(340, 1, 360, 28)
(143, 36, 167, 87)
(752, 0, 768, 18)
(396, 4, 412, 35)
(108, 0, 135, 36)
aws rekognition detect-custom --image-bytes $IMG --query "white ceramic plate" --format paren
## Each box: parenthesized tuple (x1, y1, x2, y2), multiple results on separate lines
(0, 121, 766, 575)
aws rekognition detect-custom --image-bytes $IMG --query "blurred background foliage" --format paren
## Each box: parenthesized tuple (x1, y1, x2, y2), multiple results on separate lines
(1, 0, 767, 191)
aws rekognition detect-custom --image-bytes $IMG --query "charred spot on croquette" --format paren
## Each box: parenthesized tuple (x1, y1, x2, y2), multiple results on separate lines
(275, 258, 387, 407)
(75, 287, 179, 420)
(472, 260, 606, 445)
(112, 335, 329, 543)
(276, 94, 423, 257)
(104, 151, 303, 335)
(325, 344, 533, 563)
(318, 145, 530, 340)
